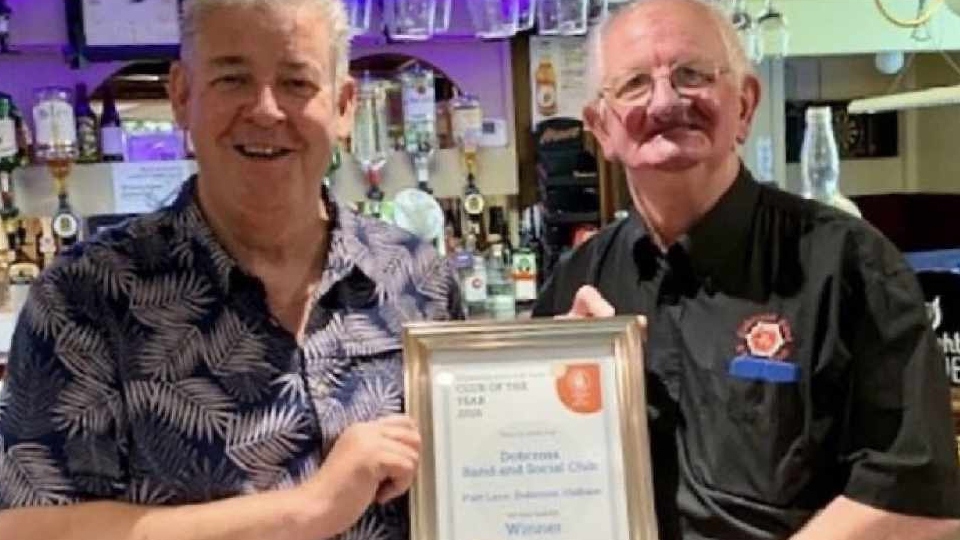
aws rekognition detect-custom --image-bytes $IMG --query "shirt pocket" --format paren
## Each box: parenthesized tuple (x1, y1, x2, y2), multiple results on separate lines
(681, 336, 810, 506)
(302, 308, 405, 450)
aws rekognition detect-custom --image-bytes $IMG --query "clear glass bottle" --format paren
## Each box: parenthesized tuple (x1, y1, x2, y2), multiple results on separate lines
(460, 233, 488, 319)
(800, 106, 861, 217)
(399, 64, 437, 192)
(33, 86, 77, 161)
(352, 73, 391, 217)
(485, 233, 516, 320)
(74, 83, 100, 164)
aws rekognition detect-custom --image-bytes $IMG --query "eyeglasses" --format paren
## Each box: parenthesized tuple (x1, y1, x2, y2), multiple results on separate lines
(600, 63, 730, 108)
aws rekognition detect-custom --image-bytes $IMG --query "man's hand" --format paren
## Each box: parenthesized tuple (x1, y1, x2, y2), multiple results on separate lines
(561, 285, 615, 318)
(299, 414, 421, 535)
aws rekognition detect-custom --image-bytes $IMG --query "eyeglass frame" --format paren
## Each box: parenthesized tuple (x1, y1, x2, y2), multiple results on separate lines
(597, 62, 733, 109)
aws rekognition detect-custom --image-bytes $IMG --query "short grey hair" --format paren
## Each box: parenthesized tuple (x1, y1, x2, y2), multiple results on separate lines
(587, 0, 752, 100)
(180, 0, 351, 83)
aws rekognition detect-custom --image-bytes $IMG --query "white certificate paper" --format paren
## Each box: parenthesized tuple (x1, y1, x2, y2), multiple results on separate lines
(82, 0, 180, 47)
(431, 356, 630, 540)
(111, 161, 191, 214)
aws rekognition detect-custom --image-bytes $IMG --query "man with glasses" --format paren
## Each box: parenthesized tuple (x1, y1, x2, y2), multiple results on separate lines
(533, 0, 960, 539)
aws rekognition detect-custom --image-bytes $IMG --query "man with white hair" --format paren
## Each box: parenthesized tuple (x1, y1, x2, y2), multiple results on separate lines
(0, 0, 460, 538)
(534, 0, 960, 539)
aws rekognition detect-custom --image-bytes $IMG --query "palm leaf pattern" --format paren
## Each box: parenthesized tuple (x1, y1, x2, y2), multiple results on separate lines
(202, 310, 275, 403)
(129, 273, 214, 328)
(0, 179, 461, 540)
(52, 374, 121, 438)
(225, 405, 309, 473)
(0, 443, 74, 507)
(132, 323, 205, 381)
(126, 378, 235, 442)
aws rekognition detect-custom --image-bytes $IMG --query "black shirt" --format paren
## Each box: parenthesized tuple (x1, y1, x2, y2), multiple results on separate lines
(533, 167, 960, 540)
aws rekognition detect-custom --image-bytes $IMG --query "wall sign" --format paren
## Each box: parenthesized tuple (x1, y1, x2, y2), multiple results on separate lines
(67, 0, 182, 62)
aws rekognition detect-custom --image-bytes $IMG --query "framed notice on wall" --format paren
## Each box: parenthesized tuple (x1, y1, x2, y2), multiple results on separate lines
(66, 0, 182, 61)
(529, 36, 591, 129)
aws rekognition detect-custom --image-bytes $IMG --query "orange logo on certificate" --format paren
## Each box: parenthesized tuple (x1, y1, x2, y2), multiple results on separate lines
(554, 363, 602, 414)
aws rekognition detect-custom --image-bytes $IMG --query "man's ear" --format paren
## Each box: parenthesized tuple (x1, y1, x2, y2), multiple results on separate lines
(334, 75, 358, 141)
(168, 61, 191, 130)
(584, 100, 618, 163)
(736, 73, 762, 144)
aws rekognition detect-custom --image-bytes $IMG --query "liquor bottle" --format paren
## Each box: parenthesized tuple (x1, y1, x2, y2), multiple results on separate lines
(399, 63, 437, 192)
(0, 94, 21, 225)
(8, 220, 39, 314)
(33, 87, 77, 160)
(451, 92, 486, 246)
(484, 232, 515, 320)
(74, 83, 100, 164)
(352, 72, 391, 219)
(513, 229, 539, 315)
(459, 233, 487, 319)
(100, 87, 125, 162)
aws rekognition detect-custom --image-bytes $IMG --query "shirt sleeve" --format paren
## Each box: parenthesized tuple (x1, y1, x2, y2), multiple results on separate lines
(0, 267, 127, 509)
(840, 237, 960, 518)
(421, 251, 464, 322)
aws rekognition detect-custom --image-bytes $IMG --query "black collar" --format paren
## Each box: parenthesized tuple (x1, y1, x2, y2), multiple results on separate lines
(623, 164, 762, 291)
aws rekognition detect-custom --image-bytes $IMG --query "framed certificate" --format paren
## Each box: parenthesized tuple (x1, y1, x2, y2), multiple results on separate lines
(403, 316, 658, 540)
(65, 0, 182, 62)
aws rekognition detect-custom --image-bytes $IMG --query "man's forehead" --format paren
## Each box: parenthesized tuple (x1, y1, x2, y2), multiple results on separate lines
(193, 3, 330, 51)
(603, 1, 725, 63)
(201, 54, 321, 71)
(191, 6, 330, 69)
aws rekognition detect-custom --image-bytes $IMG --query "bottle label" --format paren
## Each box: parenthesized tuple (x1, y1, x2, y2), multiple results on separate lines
(513, 252, 538, 302)
(0, 118, 16, 159)
(77, 117, 99, 160)
(101, 126, 125, 157)
(463, 192, 485, 217)
(52, 212, 80, 240)
(401, 74, 436, 154)
(537, 84, 557, 116)
(9, 261, 40, 285)
(33, 100, 77, 147)
(463, 271, 487, 303)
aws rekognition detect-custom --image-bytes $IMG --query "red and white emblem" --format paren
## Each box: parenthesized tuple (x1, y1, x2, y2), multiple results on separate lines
(736, 314, 793, 360)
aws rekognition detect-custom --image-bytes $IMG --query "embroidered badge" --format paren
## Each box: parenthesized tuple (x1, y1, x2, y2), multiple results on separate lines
(736, 314, 794, 361)
(729, 314, 799, 383)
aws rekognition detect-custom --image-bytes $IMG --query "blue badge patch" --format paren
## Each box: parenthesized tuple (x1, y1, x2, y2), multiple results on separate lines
(729, 355, 800, 383)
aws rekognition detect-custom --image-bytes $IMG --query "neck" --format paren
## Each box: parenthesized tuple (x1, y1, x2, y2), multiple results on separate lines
(196, 175, 330, 276)
(626, 154, 740, 249)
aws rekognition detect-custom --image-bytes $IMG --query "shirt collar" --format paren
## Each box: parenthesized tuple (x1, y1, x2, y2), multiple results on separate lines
(169, 175, 371, 299)
(623, 164, 761, 287)
(685, 163, 761, 284)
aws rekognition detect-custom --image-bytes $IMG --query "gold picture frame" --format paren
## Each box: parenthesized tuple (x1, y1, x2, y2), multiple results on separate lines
(403, 316, 659, 540)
